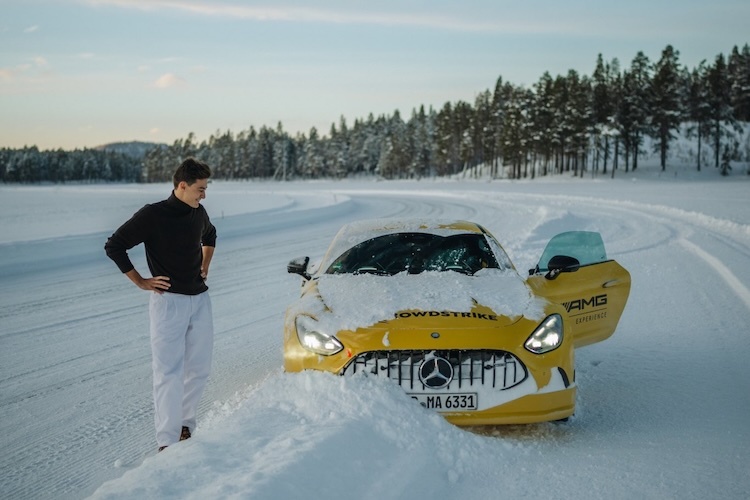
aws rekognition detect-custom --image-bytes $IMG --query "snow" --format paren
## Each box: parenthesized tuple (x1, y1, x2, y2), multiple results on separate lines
(1, 170, 750, 500)
(307, 269, 545, 334)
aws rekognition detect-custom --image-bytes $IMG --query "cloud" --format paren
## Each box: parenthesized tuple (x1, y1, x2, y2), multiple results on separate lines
(0, 62, 35, 83)
(82, 0, 540, 33)
(152, 73, 185, 88)
(82, 0, 750, 41)
(24, 25, 39, 33)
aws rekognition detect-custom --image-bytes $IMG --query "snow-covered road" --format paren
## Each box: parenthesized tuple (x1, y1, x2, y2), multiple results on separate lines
(1, 177, 749, 499)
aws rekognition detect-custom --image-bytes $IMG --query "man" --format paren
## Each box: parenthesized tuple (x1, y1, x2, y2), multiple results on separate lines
(105, 158, 217, 452)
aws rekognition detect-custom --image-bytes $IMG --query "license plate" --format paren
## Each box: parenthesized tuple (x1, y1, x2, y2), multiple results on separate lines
(408, 393, 478, 411)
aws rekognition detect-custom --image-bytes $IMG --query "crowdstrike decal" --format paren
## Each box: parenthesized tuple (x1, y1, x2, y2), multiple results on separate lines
(395, 311, 499, 321)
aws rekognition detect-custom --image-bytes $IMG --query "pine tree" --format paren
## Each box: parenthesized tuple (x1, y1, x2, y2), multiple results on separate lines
(566, 70, 593, 177)
(473, 90, 494, 177)
(501, 85, 530, 179)
(531, 72, 555, 176)
(685, 62, 712, 171)
(410, 105, 433, 178)
(650, 45, 683, 171)
(490, 77, 510, 177)
(592, 54, 616, 175)
(626, 51, 652, 171)
(728, 44, 750, 121)
(706, 54, 734, 168)
(550, 74, 571, 174)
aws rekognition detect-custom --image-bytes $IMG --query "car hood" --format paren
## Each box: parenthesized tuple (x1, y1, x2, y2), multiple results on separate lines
(290, 269, 547, 333)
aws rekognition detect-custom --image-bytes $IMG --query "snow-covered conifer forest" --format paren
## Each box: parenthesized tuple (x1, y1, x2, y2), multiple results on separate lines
(2, 43, 749, 183)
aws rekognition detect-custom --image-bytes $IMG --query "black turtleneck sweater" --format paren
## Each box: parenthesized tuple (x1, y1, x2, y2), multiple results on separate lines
(105, 192, 217, 295)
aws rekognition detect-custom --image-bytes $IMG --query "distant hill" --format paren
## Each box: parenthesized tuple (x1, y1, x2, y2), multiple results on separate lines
(95, 141, 165, 159)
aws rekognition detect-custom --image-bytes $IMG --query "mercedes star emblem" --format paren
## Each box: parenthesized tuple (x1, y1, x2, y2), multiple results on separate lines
(419, 356, 454, 389)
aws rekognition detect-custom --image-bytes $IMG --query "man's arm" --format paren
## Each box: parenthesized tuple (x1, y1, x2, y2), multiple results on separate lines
(201, 246, 215, 280)
(105, 205, 152, 277)
(124, 269, 171, 293)
(105, 207, 170, 293)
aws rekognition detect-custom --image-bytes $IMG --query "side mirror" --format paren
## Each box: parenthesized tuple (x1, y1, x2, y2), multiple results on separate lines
(287, 256, 311, 280)
(544, 255, 580, 280)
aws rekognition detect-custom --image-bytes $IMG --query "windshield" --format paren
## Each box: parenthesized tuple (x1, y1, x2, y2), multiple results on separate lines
(325, 232, 502, 276)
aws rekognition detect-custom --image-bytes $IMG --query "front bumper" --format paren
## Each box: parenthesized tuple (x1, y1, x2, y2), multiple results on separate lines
(341, 348, 575, 425)
(444, 387, 576, 425)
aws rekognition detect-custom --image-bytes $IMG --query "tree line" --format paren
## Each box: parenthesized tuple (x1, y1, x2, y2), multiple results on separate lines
(2, 43, 749, 183)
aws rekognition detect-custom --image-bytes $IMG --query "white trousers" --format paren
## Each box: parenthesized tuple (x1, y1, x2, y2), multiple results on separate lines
(149, 291, 213, 447)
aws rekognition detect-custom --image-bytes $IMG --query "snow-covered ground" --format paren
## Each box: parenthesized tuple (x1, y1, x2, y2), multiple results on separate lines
(1, 170, 749, 499)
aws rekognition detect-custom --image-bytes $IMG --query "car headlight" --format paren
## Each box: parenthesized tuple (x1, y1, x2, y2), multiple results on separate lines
(295, 315, 344, 355)
(524, 314, 563, 354)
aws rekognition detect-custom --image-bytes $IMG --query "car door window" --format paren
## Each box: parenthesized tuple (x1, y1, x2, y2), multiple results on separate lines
(536, 231, 607, 272)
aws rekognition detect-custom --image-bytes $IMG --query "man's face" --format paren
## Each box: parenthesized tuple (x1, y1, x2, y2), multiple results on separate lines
(176, 178, 208, 208)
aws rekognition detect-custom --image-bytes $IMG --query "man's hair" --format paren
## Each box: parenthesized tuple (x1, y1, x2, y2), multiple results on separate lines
(173, 158, 212, 187)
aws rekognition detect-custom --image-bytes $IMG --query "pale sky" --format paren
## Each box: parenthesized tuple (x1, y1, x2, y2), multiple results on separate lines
(1, 0, 747, 150)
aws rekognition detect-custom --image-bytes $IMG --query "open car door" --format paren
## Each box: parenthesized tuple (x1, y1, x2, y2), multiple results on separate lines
(526, 232, 631, 348)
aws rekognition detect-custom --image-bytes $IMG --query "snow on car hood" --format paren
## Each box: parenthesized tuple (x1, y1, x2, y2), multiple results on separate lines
(310, 268, 546, 332)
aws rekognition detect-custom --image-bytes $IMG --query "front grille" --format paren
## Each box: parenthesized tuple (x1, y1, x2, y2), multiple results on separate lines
(341, 350, 527, 391)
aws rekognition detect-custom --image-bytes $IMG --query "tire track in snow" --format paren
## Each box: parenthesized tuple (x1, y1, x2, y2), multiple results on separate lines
(579, 197, 750, 312)
(469, 190, 750, 312)
(677, 238, 750, 312)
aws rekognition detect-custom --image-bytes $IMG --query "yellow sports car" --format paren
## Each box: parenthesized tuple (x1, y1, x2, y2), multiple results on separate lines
(284, 219, 630, 425)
